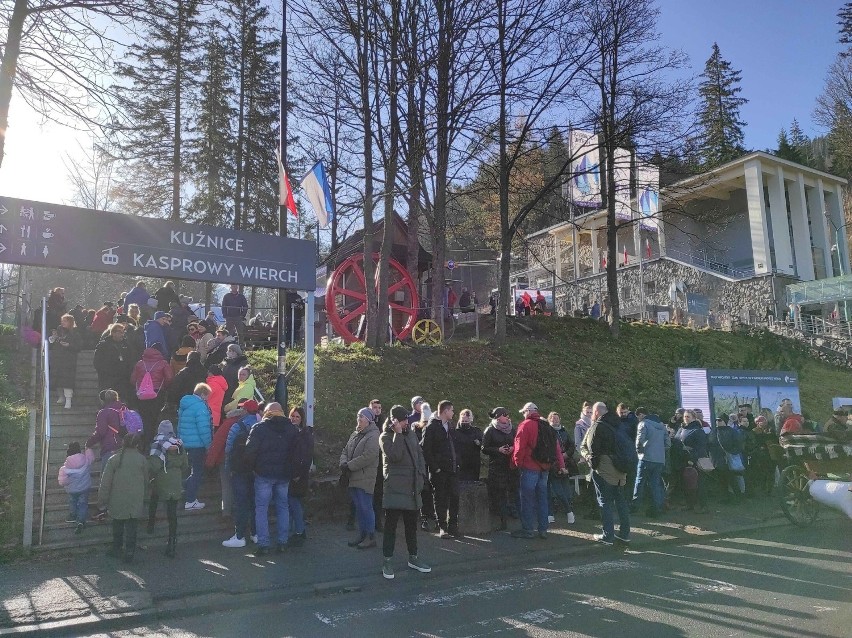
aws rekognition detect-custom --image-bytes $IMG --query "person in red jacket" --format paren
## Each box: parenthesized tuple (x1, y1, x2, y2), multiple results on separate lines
(205, 366, 229, 428)
(511, 402, 564, 539)
(130, 346, 174, 443)
(89, 303, 116, 337)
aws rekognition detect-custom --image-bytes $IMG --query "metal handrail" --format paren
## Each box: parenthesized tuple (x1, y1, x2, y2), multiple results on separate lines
(663, 248, 756, 280)
(38, 298, 50, 545)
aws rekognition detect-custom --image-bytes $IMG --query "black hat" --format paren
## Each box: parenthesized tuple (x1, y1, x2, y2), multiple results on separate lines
(489, 407, 509, 419)
(390, 405, 409, 422)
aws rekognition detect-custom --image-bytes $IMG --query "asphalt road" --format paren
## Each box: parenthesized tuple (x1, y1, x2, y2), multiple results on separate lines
(83, 524, 851, 638)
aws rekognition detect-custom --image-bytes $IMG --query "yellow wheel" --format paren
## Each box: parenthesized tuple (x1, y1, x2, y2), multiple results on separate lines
(412, 319, 443, 345)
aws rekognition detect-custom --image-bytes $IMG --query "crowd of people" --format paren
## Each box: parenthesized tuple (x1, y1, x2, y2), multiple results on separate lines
(48, 281, 843, 575)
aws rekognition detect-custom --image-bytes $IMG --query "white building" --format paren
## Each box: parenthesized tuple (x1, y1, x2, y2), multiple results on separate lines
(514, 152, 849, 323)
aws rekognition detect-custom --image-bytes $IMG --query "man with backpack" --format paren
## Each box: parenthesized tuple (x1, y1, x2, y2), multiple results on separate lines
(511, 402, 565, 539)
(581, 402, 632, 545)
(222, 399, 262, 548)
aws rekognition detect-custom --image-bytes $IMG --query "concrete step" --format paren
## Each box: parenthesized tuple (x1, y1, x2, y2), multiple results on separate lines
(41, 492, 227, 526)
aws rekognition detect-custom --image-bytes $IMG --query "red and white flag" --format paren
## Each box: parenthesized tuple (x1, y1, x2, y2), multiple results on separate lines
(623, 244, 628, 266)
(277, 150, 298, 218)
(646, 238, 652, 259)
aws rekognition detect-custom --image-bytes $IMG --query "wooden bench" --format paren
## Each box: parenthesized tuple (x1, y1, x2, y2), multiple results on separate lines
(244, 325, 276, 350)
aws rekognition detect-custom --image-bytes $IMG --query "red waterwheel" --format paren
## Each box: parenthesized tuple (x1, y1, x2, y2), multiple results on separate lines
(326, 253, 420, 343)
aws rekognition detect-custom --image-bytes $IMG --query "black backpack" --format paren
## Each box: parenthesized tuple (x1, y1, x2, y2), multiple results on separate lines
(230, 420, 253, 474)
(531, 419, 558, 465)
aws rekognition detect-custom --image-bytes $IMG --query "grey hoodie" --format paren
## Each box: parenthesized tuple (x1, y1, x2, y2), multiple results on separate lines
(635, 414, 670, 464)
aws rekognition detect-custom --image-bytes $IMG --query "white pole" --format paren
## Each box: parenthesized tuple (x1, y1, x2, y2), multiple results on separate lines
(304, 291, 315, 428)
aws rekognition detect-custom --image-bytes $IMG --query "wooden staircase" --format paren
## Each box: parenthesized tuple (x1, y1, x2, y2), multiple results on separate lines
(34, 349, 231, 552)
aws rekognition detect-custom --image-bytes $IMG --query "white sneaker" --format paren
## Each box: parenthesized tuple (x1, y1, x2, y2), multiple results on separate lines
(250, 535, 259, 544)
(566, 512, 576, 524)
(184, 500, 206, 510)
(547, 515, 556, 524)
(222, 535, 246, 548)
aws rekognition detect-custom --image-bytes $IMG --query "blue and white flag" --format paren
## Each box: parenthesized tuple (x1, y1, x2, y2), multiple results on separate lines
(300, 161, 335, 229)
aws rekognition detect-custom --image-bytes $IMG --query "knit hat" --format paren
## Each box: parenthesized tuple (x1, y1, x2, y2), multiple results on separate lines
(154, 311, 171, 320)
(489, 407, 509, 418)
(157, 420, 175, 437)
(358, 407, 374, 422)
(411, 396, 424, 407)
(390, 405, 409, 422)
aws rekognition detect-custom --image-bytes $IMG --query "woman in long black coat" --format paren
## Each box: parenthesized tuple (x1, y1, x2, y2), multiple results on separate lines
(93, 323, 132, 400)
(481, 407, 518, 530)
(50, 314, 81, 409)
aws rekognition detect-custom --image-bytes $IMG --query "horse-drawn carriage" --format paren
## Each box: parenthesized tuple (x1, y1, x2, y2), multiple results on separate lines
(778, 432, 852, 525)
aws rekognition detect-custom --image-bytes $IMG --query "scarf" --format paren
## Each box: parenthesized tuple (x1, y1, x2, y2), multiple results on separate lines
(149, 434, 183, 472)
(491, 418, 513, 435)
(577, 413, 591, 428)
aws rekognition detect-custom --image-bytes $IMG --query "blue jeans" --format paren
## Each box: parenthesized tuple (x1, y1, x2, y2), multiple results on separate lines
(230, 472, 255, 539)
(349, 487, 376, 536)
(289, 495, 305, 534)
(183, 447, 206, 503)
(519, 469, 549, 532)
(68, 491, 88, 524)
(548, 475, 574, 514)
(632, 460, 665, 512)
(592, 471, 630, 540)
(254, 475, 289, 547)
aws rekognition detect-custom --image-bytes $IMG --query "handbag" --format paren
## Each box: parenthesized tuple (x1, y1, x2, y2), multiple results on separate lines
(695, 456, 715, 472)
(338, 465, 351, 491)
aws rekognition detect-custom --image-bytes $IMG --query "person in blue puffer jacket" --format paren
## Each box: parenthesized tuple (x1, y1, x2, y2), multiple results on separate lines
(178, 383, 213, 511)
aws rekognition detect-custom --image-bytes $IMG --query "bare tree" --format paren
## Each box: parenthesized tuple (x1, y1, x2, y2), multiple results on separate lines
(0, 0, 137, 170)
(577, 0, 689, 336)
(64, 138, 117, 211)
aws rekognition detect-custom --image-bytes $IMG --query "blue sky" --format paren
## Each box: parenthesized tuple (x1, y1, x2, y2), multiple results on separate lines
(657, 0, 843, 150)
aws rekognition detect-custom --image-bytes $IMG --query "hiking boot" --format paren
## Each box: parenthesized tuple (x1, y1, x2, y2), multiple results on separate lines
(566, 512, 576, 524)
(614, 533, 630, 544)
(254, 546, 270, 557)
(382, 558, 394, 580)
(356, 535, 376, 549)
(348, 534, 366, 548)
(510, 529, 536, 539)
(407, 555, 431, 573)
(593, 534, 614, 545)
(289, 532, 306, 547)
(222, 535, 247, 548)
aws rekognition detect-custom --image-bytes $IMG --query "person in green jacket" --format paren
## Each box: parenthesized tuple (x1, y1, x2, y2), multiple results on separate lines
(98, 434, 148, 563)
(147, 420, 189, 558)
(379, 405, 432, 580)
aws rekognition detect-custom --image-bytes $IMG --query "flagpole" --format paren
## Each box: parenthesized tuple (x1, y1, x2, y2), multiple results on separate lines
(275, 0, 289, 407)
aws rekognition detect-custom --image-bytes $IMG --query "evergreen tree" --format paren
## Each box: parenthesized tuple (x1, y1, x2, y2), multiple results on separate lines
(776, 128, 802, 163)
(112, 0, 202, 220)
(221, 0, 284, 234)
(695, 42, 748, 169)
(186, 22, 237, 227)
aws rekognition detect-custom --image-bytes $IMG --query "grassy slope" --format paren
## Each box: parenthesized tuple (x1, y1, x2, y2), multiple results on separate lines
(248, 317, 850, 474)
(0, 336, 30, 558)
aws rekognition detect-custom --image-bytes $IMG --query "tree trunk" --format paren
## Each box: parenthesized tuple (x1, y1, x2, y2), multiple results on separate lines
(405, 0, 422, 290)
(376, 0, 400, 347)
(0, 0, 27, 171)
(233, 5, 248, 231)
(171, 0, 184, 221)
(494, 0, 509, 345)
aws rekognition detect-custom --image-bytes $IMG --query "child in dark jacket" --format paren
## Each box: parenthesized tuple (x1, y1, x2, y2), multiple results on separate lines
(58, 442, 95, 534)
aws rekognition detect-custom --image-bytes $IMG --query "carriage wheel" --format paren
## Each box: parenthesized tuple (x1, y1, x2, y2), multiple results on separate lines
(779, 465, 819, 526)
(412, 319, 443, 346)
(326, 253, 419, 343)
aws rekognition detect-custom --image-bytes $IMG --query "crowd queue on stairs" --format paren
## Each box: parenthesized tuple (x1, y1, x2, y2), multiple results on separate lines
(42, 281, 843, 575)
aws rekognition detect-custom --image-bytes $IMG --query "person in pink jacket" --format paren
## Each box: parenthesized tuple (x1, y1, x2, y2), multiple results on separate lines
(58, 442, 95, 533)
(205, 365, 229, 428)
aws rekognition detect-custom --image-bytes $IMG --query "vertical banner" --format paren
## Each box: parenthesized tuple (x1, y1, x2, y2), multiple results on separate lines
(613, 148, 632, 221)
(636, 162, 660, 229)
(569, 130, 601, 207)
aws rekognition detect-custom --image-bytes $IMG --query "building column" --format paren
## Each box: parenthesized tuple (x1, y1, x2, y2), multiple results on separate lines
(767, 166, 795, 274)
(591, 229, 600, 274)
(553, 235, 562, 281)
(808, 179, 833, 278)
(826, 183, 849, 275)
(789, 172, 815, 281)
(744, 159, 771, 275)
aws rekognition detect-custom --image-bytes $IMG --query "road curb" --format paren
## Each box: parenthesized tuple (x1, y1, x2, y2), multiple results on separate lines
(0, 511, 814, 637)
